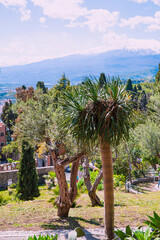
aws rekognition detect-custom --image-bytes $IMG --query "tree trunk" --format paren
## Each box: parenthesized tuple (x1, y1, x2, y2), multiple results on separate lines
(124, 143, 132, 185)
(69, 159, 79, 204)
(82, 156, 102, 206)
(100, 137, 114, 240)
(50, 150, 70, 217)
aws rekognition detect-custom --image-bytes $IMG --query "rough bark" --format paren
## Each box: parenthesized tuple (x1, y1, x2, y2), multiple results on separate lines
(58, 152, 84, 166)
(48, 141, 84, 217)
(69, 159, 79, 204)
(50, 149, 70, 217)
(100, 137, 114, 240)
(82, 156, 102, 207)
(124, 143, 132, 184)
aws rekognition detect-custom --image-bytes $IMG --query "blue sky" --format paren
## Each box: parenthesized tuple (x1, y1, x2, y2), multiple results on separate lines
(1, 0, 160, 66)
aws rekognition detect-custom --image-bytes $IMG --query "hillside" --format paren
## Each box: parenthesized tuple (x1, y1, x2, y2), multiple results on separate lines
(0, 49, 159, 88)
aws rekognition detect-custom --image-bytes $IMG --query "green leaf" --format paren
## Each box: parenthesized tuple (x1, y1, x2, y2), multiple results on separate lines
(74, 227, 85, 237)
(126, 225, 132, 236)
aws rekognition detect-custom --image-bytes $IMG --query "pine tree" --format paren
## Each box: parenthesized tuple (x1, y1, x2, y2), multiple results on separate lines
(155, 63, 160, 84)
(126, 79, 133, 91)
(36, 81, 47, 93)
(99, 73, 106, 88)
(133, 85, 137, 93)
(17, 141, 40, 200)
(139, 90, 147, 111)
(137, 83, 142, 90)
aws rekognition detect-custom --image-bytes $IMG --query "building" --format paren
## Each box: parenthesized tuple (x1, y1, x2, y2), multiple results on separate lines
(0, 122, 6, 149)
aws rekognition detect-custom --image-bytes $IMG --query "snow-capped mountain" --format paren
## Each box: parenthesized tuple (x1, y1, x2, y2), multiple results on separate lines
(0, 49, 159, 88)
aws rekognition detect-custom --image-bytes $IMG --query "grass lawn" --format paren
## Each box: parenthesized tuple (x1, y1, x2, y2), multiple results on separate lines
(0, 184, 160, 231)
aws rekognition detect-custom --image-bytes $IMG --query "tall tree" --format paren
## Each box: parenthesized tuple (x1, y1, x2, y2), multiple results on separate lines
(155, 63, 160, 84)
(133, 85, 137, 93)
(17, 140, 40, 200)
(139, 90, 147, 111)
(1, 100, 17, 142)
(99, 73, 107, 88)
(126, 79, 133, 91)
(13, 90, 84, 217)
(60, 77, 133, 239)
(137, 83, 142, 91)
(36, 81, 47, 93)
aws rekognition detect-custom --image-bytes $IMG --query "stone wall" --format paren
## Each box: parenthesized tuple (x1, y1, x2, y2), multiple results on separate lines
(0, 166, 54, 189)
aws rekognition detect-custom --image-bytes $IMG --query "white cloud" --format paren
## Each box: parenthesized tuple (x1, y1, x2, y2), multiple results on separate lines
(83, 9, 119, 32)
(101, 31, 160, 52)
(39, 17, 46, 24)
(20, 8, 31, 21)
(0, 0, 26, 7)
(0, 0, 31, 21)
(130, 0, 147, 3)
(151, 0, 160, 6)
(120, 11, 160, 32)
(31, 0, 87, 21)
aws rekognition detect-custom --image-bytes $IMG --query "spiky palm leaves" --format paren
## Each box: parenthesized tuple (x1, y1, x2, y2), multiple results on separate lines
(60, 77, 132, 149)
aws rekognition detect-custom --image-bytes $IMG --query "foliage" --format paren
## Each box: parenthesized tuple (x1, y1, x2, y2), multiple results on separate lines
(155, 64, 160, 84)
(1, 100, 17, 142)
(27, 234, 58, 240)
(99, 73, 107, 88)
(126, 79, 133, 91)
(37, 142, 48, 158)
(139, 90, 147, 111)
(139, 121, 160, 169)
(137, 83, 142, 90)
(115, 212, 160, 239)
(17, 140, 40, 200)
(60, 76, 132, 149)
(133, 85, 137, 93)
(36, 81, 48, 93)
(0, 194, 7, 206)
(2, 141, 19, 158)
(144, 211, 160, 234)
(15, 86, 35, 102)
(114, 226, 156, 240)
(113, 174, 125, 189)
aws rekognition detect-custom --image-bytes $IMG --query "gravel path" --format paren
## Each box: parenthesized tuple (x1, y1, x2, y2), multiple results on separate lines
(0, 229, 106, 240)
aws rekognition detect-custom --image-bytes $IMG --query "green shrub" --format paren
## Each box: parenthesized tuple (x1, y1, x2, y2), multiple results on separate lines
(53, 185, 59, 196)
(77, 178, 85, 190)
(0, 194, 7, 206)
(144, 211, 160, 236)
(9, 183, 16, 189)
(114, 226, 156, 240)
(113, 174, 125, 189)
(27, 234, 58, 240)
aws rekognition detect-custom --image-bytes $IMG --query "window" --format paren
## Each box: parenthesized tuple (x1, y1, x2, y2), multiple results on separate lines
(0, 132, 4, 136)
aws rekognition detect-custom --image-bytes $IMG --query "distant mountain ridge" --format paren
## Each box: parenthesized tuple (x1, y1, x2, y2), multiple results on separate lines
(0, 49, 159, 88)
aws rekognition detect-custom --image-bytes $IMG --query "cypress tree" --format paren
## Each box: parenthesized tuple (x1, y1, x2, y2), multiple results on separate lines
(126, 79, 133, 91)
(139, 90, 147, 111)
(99, 73, 106, 87)
(137, 83, 142, 90)
(133, 85, 137, 93)
(17, 141, 40, 200)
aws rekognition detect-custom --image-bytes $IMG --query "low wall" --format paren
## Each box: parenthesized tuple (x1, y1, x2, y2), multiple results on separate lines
(0, 166, 54, 189)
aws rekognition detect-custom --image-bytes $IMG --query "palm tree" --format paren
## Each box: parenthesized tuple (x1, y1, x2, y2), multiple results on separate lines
(60, 77, 133, 240)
